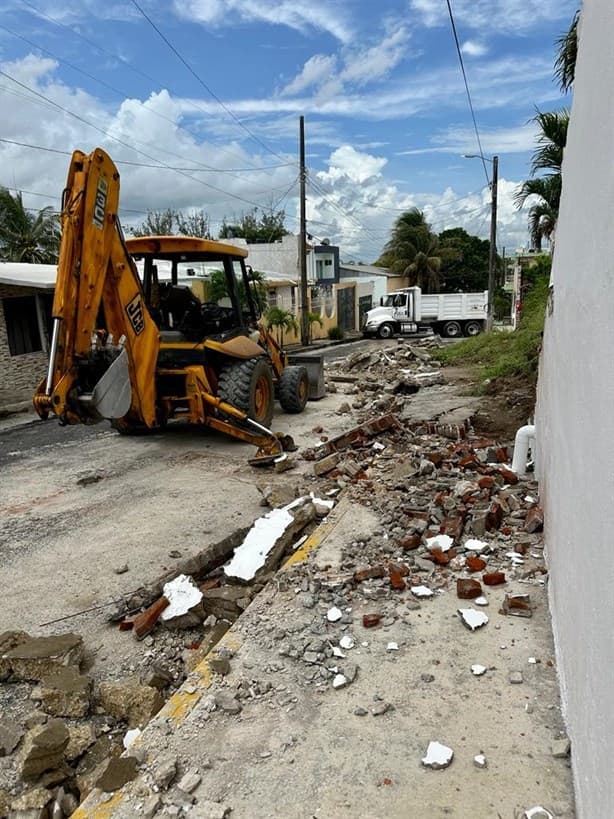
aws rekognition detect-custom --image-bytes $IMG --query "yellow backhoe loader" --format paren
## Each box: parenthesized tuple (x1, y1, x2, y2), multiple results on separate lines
(33, 147, 314, 464)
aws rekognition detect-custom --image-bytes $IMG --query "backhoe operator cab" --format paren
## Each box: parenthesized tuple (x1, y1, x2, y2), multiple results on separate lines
(33, 147, 310, 465)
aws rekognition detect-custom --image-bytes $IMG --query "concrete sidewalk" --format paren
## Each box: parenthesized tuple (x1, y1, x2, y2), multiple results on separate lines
(75, 494, 574, 819)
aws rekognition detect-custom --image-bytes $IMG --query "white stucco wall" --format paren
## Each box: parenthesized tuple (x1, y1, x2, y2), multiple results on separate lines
(536, 3, 614, 817)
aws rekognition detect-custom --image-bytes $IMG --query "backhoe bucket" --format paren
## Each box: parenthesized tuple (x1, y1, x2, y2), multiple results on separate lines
(287, 353, 326, 399)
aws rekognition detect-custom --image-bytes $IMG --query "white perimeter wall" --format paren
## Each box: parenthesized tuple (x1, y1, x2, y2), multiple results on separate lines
(536, 2, 614, 816)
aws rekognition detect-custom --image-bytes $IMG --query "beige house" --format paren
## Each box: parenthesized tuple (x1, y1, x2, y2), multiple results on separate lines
(0, 263, 55, 408)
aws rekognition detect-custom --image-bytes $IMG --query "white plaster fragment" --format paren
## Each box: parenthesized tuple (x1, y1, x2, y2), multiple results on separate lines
(386, 642, 399, 651)
(474, 596, 489, 606)
(161, 574, 203, 620)
(224, 501, 300, 580)
(309, 493, 335, 509)
(471, 664, 487, 676)
(464, 538, 488, 553)
(426, 534, 454, 553)
(506, 551, 525, 564)
(525, 495, 537, 504)
(123, 728, 141, 749)
(528, 657, 537, 664)
(372, 442, 385, 450)
(293, 534, 308, 552)
(421, 741, 454, 769)
(458, 608, 489, 631)
(327, 606, 342, 622)
(332, 647, 345, 658)
(340, 635, 355, 650)
(332, 674, 347, 689)
(473, 754, 487, 768)
(411, 585, 434, 598)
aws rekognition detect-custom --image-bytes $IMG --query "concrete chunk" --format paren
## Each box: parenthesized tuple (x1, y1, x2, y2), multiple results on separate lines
(2, 634, 83, 682)
(19, 719, 69, 779)
(98, 679, 164, 728)
(34, 666, 92, 717)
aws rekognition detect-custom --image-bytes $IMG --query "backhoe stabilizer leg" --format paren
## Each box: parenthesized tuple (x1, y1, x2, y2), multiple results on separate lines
(199, 391, 284, 465)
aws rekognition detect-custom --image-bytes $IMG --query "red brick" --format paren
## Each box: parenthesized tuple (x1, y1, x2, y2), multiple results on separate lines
(363, 613, 381, 628)
(483, 571, 506, 586)
(466, 556, 486, 572)
(354, 565, 386, 583)
(457, 578, 482, 599)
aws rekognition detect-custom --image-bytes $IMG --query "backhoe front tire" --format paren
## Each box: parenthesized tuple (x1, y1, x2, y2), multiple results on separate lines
(218, 358, 274, 428)
(279, 366, 309, 414)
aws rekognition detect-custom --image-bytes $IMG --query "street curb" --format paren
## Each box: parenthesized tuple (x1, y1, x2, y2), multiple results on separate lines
(72, 499, 348, 818)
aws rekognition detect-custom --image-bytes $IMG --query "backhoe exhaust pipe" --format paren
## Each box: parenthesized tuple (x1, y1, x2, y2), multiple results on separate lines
(45, 317, 62, 396)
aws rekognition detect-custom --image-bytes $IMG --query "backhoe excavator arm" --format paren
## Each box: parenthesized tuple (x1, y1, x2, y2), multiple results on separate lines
(34, 148, 160, 426)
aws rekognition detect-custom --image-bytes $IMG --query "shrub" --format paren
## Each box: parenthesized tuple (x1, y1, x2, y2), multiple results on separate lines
(327, 326, 345, 340)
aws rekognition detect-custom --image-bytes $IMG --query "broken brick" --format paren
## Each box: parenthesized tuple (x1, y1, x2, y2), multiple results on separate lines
(313, 452, 340, 477)
(362, 614, 381, 628)
(500, 594, 532, 618)
(388, 568, 406, 591)
(466, 556, 486, 572)
(482, 572, 506, 586)
(524, 507, 544, 533)
(388, 561, 410, 577)
(459, 454, 479, 469)
(477, 476, 496, 490)
(498, 467, 519, 485)
(486, 500, 504, 531)
(353, 565, 386, 583)
(399, 534, 421, 551)
(440, 516, 465, 542)
(456, 578, 482, 599)
(429, 548, 450, 566)
(426, 452, 446, 467)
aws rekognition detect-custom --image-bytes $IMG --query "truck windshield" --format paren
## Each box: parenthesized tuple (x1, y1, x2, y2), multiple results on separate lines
(383, 294, 407, 308)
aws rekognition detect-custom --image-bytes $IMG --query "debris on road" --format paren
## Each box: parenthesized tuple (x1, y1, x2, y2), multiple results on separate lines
(421, 740, 454, 770)
(458, 608, 489, 631)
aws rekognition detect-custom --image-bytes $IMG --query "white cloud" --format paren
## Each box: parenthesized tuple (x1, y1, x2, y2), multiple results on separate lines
(462, 40, 488, 58)
(176, 0, 353, 43)
(397, 122, 540, 156)
(341, 27, 410, 85)
(409, 0, 577, 33)
(281, 55, 338, 96)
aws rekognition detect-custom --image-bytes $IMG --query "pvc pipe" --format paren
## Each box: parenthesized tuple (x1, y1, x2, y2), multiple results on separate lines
(512, 424, 536, 475)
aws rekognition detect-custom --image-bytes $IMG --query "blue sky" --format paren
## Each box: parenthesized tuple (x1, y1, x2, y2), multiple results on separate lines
(0, 0, 576, 261)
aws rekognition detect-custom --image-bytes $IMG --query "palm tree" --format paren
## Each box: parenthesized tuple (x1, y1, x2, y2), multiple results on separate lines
(265, 306, 298, 348)
(530, 110, 569, 175)
(381, 208, 442, 292)
(307, 311, 323, 342)
(0, 187, 60, 263)
(515, 176, 561, 251)
(554, 10, 580, 93)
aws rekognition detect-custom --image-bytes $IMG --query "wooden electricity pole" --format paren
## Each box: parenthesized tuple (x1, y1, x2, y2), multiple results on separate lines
(299, 115, 309, 346)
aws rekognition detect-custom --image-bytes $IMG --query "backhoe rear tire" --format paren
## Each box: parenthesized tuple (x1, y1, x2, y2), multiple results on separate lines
(279, 366, 309, 413)
(218, 357, 274, 428)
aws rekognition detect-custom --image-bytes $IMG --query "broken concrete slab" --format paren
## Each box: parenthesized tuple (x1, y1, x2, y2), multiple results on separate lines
(33, 665, 92, 717)
(0, 719, 24, 757)
(2, 634, 84, 682)
(9, 786, 54, 816)
(313, 452, 340, 476)
(94, 756, 138, 792)
(97, 679, 164, 728)
(19, 719, 69, 779)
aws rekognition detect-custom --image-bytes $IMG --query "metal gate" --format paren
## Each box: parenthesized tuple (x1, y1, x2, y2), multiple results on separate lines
(358, 295, 373, 328)
(337, 287, 356, 331)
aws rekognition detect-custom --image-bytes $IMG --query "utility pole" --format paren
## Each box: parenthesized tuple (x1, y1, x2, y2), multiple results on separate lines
(299, 116, 309, 346)
(487, 155, 498, 332)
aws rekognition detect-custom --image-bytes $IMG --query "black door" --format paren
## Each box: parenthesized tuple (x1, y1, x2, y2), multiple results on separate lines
(337, 287, 355, 331)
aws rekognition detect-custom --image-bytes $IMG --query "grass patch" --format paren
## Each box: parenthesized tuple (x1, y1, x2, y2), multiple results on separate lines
(439, 276, 549, 382)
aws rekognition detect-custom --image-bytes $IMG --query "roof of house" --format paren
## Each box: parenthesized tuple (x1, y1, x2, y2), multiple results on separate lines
(339, 263, 392, 277)
(0, 262, 57, 289)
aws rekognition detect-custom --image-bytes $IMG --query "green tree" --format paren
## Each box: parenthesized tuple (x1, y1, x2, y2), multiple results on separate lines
(437, 227, 492, 292)
(530, 110, 569, 175)
(265, 306, 297, 348)
(176, 210, 211, 238)
(378, 208, 442, 292)
(0, 187, 60, 263)
(515, 175, 561, 251)
(131, 209, 177, 236)
(207, 267, 267, 314)
(219, 207, 288, 244)
(555, 10, 580, 93)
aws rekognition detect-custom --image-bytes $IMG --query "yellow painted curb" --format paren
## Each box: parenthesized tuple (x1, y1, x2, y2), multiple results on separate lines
(73, 499, 346, 817)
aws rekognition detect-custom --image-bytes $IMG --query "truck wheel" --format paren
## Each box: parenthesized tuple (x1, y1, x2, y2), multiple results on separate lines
(378, 322, 395, 339)
(279, 366, 309, 413)
(442, 321, 462, 338)
(218, 357, 274, 428)
(464, 320, 482, 337)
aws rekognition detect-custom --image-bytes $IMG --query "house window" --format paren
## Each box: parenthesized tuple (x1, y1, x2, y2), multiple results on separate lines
(3, 296, 42, 356)
(268, 288, 278, 307)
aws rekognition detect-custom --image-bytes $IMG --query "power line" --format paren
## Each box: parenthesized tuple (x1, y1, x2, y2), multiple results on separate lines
(444, 0, 490, 187)
(128, 0, 285, 163)
(0, 138, 294, 172)
(17, 0, 277, 172)
(0, 24, 296, 180)
(0, 184, 149, 214)
(0, 69, 293, 214)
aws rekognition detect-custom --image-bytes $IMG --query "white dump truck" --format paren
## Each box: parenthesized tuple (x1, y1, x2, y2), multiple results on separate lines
(362, 287, 487, 339)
